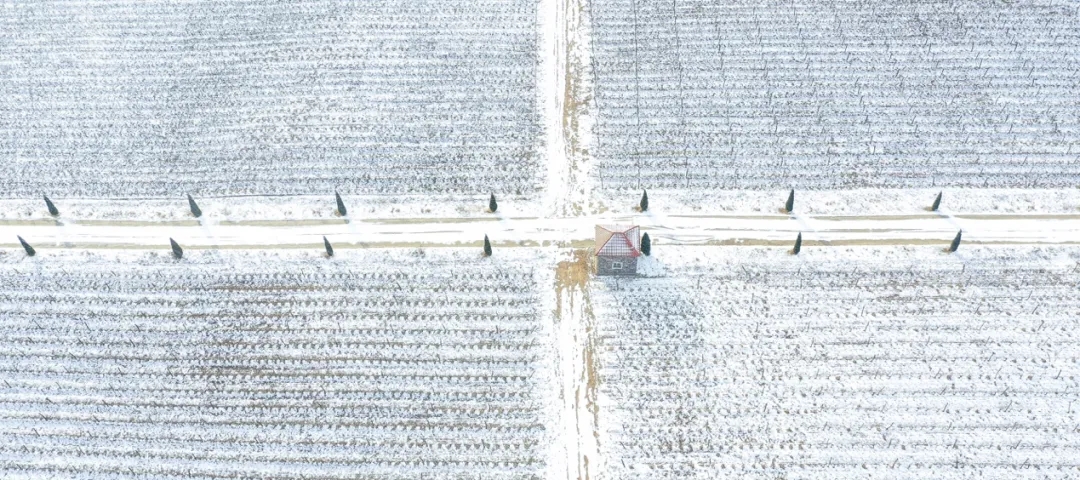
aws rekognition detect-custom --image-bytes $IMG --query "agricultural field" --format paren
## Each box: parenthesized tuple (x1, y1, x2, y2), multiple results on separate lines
(4, 0, 1080, 477)
(0, 0, 542, 198)
(589, 0, 1080, 192)
(592, 246, 1080, 479)
(0, 249, 557, 479)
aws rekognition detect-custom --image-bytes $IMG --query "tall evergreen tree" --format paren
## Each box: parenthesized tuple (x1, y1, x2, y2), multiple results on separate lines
(187, 194, 202, 218)
(489, 193, 498, 213)
(785, 189, 795, 213)
(931, 191, 942, 211)
(483, 235, 492, 257)
(949, 230, 962, 252)
(17, 236, 35, 257)
(335, 192, 347, 216)
(170, 238, 183, 259)
(793, 232, 802, 255)
(43, 195, 59, 217)
(641, 232, 652, 256)
(640, 190, 649, 212)
(323, 236, 334, 257)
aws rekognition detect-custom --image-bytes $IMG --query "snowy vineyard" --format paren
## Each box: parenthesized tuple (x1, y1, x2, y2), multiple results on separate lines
(590, 0, 1080, 191)
(2, 0, 1080, 477)
(0, 249, 556, 479)
(0, 0, 542, 198)
(593, 246, 1080, 479)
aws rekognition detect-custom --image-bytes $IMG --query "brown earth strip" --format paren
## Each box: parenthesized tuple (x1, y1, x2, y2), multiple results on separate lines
(555, 249, 600, 480)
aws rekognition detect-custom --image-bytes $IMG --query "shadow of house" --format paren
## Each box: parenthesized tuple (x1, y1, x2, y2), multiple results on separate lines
(596, 225, 641, 276)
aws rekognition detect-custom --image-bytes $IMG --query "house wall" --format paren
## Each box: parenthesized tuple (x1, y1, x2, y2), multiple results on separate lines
(597, 256, 638, 276)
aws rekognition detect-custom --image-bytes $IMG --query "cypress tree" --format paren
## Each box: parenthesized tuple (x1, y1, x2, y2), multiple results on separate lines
(483, 235, 492, 257)
(785, 189, 795, 213)
(641, 232, 651, 256)
(17, 236, 35, 257)
(793, 232, 802, 255)
(640, 190, 649, 212)
(931, 191, 942, 211)
(949, 230, 962, 252)
(335, 192, 347, 216)
(187, 194, 202, 218)
(323, 236, 334, 257)
(43, 195, 59, 217)
(170, 238, 183, 259)
(489, 193, 498, 213)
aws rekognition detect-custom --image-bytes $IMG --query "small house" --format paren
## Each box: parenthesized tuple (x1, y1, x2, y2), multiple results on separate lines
(595, 225, 641, 276)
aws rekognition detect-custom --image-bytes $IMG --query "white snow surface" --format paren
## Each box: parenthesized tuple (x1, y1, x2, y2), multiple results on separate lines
(593, 245, 1080, 479)
(6, 201, 1080, 254)
(0, 0, 543, 198)
(594, 188, 1080, 217)
(0, 248, 559, 479)
(0, 194, 543, 222)
(4, 0, 1080, 477)
(590, 0, 1080, 191)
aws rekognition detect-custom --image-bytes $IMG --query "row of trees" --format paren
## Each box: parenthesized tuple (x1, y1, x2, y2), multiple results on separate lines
(17, 190, 961, 260)
(22, 191, 500, 260)
(13, 227, 961, 261)
(35, 190, 948, 219)
(787, 230, 961, 255)
(635, 189, 958, 255)
(152, 235, 495, 261)
(637, 189, 947, 213)
(33, 192, 504, 219)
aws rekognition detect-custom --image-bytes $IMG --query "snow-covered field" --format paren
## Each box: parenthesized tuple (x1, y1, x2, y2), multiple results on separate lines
(4, 244, 1079, 478)
(590, 0, 1080, 191)
(593, 246, 1080, 479)
(4, 0, 1080, 477)
(0, 0, 542, 198)
(0, 249, 557, 479)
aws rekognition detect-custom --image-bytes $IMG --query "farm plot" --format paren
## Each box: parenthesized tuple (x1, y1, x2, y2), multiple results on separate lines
(593, 246, 1080, 479)
(0, 0, 541, 198)
(589, 0, 1080, 191)
(0, 249, 556, 479)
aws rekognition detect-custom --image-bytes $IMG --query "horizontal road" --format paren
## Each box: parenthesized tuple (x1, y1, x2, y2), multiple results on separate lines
(2, 211, 1078, 251)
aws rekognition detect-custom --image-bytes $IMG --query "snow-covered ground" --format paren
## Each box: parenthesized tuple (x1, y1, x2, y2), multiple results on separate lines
(0, 248, 559, 479)
(594, 188, 1080, 217)
(6, 204, 1080, 255)
(590, 0, 1080, 192)
(593, 245, 1080, 479)
(0, 187, 1078, 226)
(3, 244, 1079, 479)
(0, 0, 543, 198)
(4, 0, 1080, 477)
(0, 194, 543, 223)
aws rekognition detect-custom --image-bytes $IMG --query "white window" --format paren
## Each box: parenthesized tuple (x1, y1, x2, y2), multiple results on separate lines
(611, 262, 623, 270)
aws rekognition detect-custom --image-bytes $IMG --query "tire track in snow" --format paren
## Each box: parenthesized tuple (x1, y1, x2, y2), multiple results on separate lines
(5, 215, 1080, 251)
(3, 212, 1077, 228)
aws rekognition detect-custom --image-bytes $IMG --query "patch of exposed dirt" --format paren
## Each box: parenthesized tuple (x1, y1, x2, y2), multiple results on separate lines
(558, 0, 593, 217)
(554, 248, 600, 480)
(555, 249, 592, 302)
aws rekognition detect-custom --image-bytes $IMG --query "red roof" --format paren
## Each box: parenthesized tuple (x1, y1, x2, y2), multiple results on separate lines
(596, 225, 641, 257)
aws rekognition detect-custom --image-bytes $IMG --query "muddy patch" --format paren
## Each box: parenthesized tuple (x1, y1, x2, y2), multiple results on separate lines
(554, 248, 601, 480)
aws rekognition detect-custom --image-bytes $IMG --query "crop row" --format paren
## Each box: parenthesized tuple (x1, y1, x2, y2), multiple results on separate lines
(590, 0, 1080, 191)
(593, 246, 1080, 479)
(0, 0, 542, 198)
(0, 250, 552, 479)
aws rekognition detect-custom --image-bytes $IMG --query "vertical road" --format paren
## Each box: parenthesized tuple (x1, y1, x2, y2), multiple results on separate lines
(543, 0, 604, 474)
